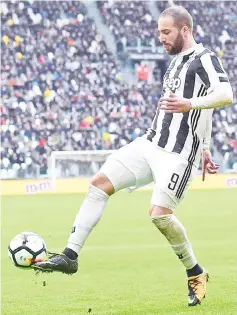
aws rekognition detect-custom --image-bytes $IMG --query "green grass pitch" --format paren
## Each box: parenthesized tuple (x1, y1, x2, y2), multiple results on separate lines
(1, 189, 237, 315)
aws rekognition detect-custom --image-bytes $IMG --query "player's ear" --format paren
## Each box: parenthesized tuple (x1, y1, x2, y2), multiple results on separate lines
(182, 25, 189, 37)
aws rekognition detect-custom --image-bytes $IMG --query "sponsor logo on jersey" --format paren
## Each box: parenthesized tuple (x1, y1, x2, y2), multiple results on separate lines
(164, 77, 181, 91)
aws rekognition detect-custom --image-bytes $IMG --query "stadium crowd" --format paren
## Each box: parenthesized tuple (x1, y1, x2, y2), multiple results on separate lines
(1, 1, 237, 178)
(98, 1, 159, 48)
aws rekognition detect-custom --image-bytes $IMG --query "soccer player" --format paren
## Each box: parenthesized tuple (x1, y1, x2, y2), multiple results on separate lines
(33, 6, 233, 306)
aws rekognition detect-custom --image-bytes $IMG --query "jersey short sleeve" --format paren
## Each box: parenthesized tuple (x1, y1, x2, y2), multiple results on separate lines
(197, 52, 230, 94)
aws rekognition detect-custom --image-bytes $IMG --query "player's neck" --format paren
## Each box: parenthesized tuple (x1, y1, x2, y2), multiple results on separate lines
(180, 39, 197, 54)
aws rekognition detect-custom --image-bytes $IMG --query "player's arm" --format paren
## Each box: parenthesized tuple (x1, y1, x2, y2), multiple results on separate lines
(203, 109, 213, 151)
(191, 82, 233, 110)
(160, 53, 233, 112)
(202, 110, 220, 181)
(190, 53, 233, 110)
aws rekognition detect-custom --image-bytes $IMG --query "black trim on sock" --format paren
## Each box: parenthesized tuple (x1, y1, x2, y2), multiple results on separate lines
(186, 264, 203, 277)
(63, 247, 78, 260)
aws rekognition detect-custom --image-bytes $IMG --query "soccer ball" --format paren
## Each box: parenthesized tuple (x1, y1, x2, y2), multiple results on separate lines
(8, 232, 47, 268)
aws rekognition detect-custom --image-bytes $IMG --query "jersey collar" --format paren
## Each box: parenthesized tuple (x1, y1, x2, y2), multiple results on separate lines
(177, 43, 203, 58)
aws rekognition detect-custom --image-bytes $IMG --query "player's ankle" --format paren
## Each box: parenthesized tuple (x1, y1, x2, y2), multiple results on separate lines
(186, 263, 203, 277)
(62, 247, 78, 260)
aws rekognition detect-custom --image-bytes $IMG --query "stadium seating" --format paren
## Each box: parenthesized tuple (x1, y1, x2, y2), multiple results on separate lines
(98, 1, 159, 47)
(1, 1, 236, 178)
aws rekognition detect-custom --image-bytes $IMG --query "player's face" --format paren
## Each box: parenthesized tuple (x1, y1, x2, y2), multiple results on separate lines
(158, 16, 184, 55)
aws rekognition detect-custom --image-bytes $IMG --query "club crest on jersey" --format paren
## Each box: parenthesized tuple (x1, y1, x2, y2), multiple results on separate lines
(164, 77, 181, 91)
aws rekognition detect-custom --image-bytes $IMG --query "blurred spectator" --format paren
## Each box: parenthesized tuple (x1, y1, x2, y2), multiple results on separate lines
(137, 63, 150, 81)
(98, 1, 159, 47)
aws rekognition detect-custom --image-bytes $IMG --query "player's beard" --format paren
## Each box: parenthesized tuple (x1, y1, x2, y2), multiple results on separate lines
(168, 31, 184, 55)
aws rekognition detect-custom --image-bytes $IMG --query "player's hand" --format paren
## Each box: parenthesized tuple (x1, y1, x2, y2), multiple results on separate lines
(159, 92, 192, 113)
(202, 149, 220, 181)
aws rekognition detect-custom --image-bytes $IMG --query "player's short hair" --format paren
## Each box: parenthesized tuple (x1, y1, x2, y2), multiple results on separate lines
(159, 5, 193, 31)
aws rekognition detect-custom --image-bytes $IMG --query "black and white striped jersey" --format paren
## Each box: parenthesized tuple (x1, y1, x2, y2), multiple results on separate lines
(146, 43, 230, 167)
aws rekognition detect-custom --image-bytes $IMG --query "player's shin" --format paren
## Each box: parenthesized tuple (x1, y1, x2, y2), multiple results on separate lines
(151, 214, 203, 275)
(63, 185, 109, 258)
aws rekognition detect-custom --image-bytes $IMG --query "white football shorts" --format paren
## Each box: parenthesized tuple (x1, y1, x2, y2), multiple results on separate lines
(99, 137, 198, 210)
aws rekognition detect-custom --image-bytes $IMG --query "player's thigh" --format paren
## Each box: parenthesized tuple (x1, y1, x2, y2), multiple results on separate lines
(99, 138, 153, 192)
(150, 151, 197, 210)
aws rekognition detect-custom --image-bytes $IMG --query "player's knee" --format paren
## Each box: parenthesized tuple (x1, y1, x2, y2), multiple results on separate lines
(90, 173, 115, 196)
(150, 206, 173, 236)
(149, 205, 173, 217)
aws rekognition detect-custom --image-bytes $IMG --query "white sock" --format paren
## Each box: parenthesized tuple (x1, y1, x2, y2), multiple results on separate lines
(67, 185, 109, 255)
(151, 214, 197, 269)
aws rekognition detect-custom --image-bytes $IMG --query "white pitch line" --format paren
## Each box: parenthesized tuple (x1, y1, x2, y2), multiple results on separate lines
(50, 239, 237, 252)
(51, 244, 167, 252)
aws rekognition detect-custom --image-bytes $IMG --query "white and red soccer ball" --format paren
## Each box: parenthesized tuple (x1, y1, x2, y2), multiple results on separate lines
(8, 232, 47, 268)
